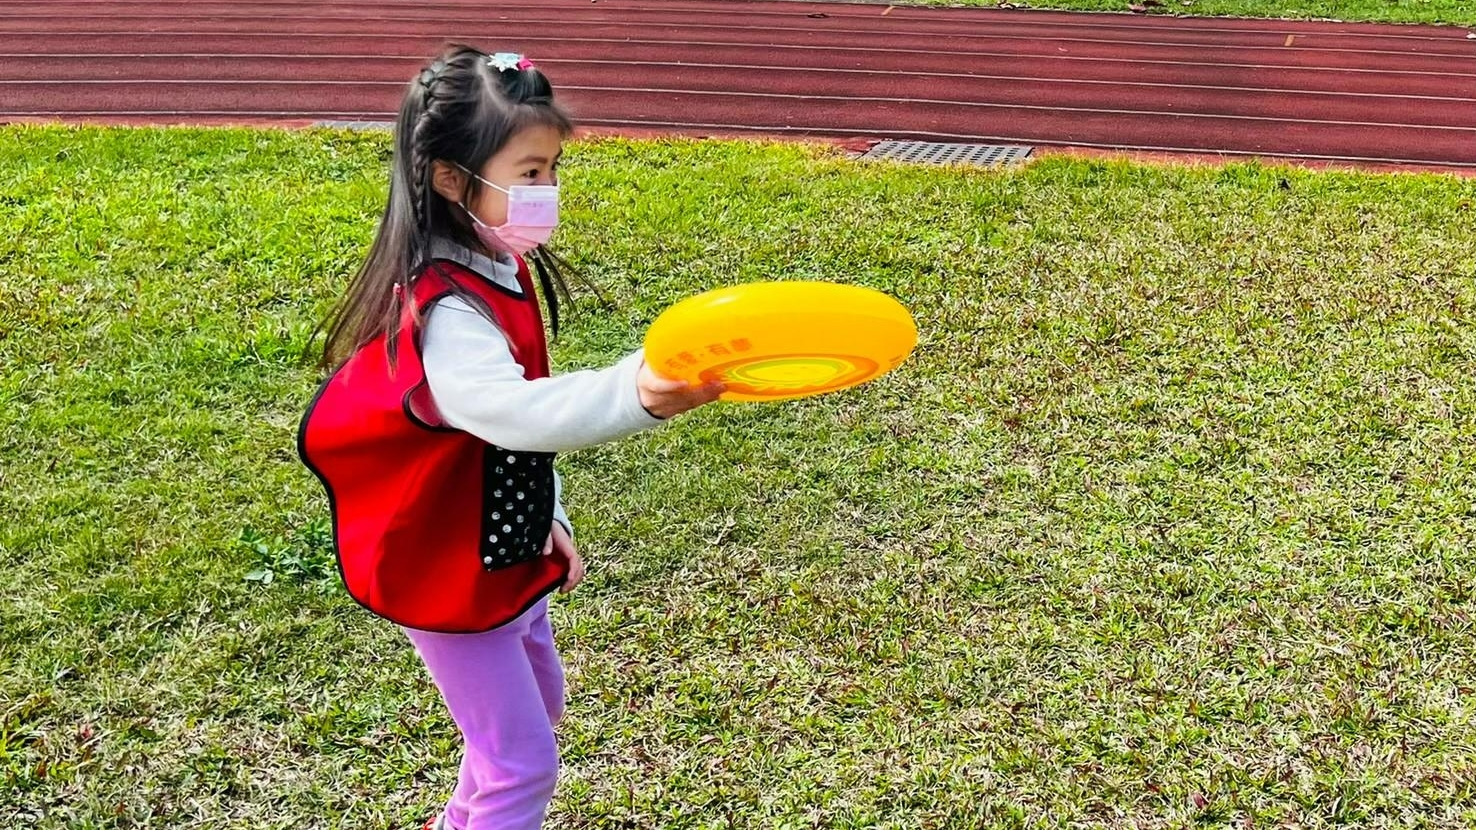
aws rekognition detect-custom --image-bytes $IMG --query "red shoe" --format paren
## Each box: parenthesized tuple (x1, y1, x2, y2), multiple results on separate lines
(421, 815, 446, 830)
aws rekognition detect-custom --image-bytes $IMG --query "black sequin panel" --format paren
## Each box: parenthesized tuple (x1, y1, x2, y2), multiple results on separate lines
(478, 446, 556, 572)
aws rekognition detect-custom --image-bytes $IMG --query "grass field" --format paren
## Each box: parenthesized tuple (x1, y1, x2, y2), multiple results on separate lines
(4, 126, 1476, 828)
(899, 0, 1475, 26)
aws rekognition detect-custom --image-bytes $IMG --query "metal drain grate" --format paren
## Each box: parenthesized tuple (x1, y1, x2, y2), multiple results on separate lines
(860, 141, 1032, 167)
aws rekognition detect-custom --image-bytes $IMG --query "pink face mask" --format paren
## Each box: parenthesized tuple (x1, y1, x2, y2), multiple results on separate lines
(458, 168, 559, 256)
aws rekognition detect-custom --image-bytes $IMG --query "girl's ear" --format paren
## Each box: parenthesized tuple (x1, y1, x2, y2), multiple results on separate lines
(430, 160, 467, 204)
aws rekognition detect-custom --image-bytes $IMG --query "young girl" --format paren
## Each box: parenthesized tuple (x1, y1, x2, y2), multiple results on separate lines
(297, 45, 723, 830)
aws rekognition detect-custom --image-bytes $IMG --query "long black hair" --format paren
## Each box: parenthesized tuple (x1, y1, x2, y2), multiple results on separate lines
(319, 44, 576, 368)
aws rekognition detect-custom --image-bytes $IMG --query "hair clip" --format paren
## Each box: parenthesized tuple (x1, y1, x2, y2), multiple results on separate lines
(417, 59, 448, 90)
(489, 52, 534, 72)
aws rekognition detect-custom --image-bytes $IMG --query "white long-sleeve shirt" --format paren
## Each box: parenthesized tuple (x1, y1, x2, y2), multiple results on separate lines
(419, 240, 664, 535)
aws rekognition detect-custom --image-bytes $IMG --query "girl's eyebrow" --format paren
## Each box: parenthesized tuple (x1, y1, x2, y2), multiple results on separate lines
(515, 151, 562, 165)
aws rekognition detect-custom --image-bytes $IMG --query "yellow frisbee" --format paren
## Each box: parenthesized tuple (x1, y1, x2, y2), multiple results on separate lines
(643, 281, 918, 402)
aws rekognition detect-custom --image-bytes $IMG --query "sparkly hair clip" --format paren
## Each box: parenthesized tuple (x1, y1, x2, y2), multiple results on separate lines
(489, 52, 535, 72)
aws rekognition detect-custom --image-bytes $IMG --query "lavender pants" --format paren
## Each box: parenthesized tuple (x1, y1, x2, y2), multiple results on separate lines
(404, 598, 564, 830)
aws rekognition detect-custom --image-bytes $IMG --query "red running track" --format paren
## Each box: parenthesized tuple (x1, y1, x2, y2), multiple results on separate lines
(2, 0, 1474, 170)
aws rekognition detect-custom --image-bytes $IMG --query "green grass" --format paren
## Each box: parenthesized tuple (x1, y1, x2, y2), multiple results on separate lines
(897, 0, 1475, 26)
(4, 125, 1476, 828)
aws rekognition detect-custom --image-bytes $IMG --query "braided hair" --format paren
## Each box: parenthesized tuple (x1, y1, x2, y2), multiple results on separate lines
(319, 44, 579, 368)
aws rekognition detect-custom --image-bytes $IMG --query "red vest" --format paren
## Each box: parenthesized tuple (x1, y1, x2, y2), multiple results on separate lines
(298, 258, 567, 633)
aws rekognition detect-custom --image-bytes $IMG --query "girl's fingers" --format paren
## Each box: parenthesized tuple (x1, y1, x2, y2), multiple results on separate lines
(561, 552, 585, 593)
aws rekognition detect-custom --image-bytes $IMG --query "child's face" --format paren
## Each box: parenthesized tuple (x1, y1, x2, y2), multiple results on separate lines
(466, 124, 563, 227)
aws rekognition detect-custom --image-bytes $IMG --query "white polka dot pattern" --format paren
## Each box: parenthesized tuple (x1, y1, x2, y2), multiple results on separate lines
(478, 446, 555, 571)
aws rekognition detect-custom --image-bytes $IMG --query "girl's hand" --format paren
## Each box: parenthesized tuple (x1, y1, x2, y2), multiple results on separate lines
(543, 521, 584, 594)
(637, 362, 725, 419)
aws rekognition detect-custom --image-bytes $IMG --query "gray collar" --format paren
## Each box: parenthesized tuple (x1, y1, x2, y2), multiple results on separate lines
(428, 237, 524, 296)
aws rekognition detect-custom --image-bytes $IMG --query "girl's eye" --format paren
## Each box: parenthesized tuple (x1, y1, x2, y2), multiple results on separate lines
(524, 168, 540, 179)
